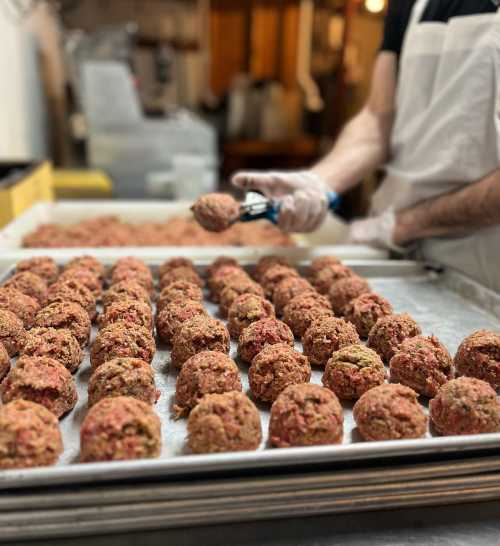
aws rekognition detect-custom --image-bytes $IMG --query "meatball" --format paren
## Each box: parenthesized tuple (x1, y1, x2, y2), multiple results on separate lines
(219, 277, 264, 318)
(353, 383, 427, 441)
(88, 358, 158, 407)
(303, 317, 360, 367)
(206, 256, 239, 279)
(323, 344, 386, 400)
(344, 292, 393, 338)
(208, 265, 247, 303)
(1, 356, 77, 418)
(174, 351, 242, 417)
(389, 335, 453, 397)
(47, 279, 96, 321)
(249, 344, 311, 402)
(159, 266, 204, 291)
(171, 315, 230, 368)
(4, 272, 48, 306)
(0, 400, 63, 469)
(156, 299, 206, 344)
(228, 293, 276, 340)
(21, 327, 82, 374)
(307, 256, 341, 280)
(273, 277, 316, 316)
(0, 342, 10, 381)
(367, 313, 422, 363)
(110, 259, 154, 295)
(99, 298, 153, 331)
(16, 256, 59, 285)
(269, 384, 343, 448)
(102, 280, 151, 310)
(429, 377, 500, 436)
(0, 287, 40, 328)
(191, 193, 240, 232)
(157, 281, 203, 314)
(158, 257, 195, 280)
(0, 309, 26, 357)
(260, 265, 299, 299)
(35, 302, 91, 347)
(80, 396, 161, 462)
(58, 267, 102, 300)
(310, 264, 354, 295)
(238, 318, 294, 364)
(65, 255, 105, 280)
(282, 293, 334, 339)
(454, 330, 500, 389)
(90, 322, 156, 371)
(253, 255, 290, 282)
(329, 276, 371, 316)
(110, 257, 149, 277)
(187, 391, 262, 453)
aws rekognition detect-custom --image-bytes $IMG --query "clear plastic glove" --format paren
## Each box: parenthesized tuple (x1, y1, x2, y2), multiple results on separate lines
(231, 170, 329, 233)
(347, 209, 404, 252)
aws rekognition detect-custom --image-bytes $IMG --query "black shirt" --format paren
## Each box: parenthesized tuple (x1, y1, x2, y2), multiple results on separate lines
(381, 0, 498, 58)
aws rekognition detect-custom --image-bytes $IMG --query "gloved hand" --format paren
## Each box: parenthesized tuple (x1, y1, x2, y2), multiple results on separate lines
(347, 209, 404, 252)
(231, 170, 330, 233)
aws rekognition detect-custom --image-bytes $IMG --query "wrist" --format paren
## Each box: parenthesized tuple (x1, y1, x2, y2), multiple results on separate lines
(393, 208, 421, 246)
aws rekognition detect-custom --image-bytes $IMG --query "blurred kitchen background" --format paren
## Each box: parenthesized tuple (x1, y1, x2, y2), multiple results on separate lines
(0, 0, 386, 221)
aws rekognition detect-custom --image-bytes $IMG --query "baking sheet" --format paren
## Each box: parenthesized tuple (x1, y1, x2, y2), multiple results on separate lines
(1, 260, 500, 490)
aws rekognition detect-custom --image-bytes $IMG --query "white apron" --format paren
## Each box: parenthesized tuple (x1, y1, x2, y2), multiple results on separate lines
(371, 0, 500, 291)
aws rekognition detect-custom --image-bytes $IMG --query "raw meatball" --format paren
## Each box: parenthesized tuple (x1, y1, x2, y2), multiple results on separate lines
(158, 257, 195, 280)
(174, 351, 242, 417)
(35, 301, 91, 347)
(65, 255, 105, 280)
(454, 330, 500, 389)
(159, 266, 204, 291)
(219, 277, 264, 318)
(253, 255, 290, 282)
(80, 396, 161, 462)
(344, 292, 393, 338)
(282, 293, 334, 339)
(329, 276, 371, 316)
(110, 259, 154, 295)
(390, 335, 453, 397)
(238, 318, 294, 364)
(58, 267, 102, 299)
(0, 400, 63, 469)
(208, 265, 247, 303)
(0, 342, 10, 381)
(157, 281, 203, 314)
(323, 344, 386, 400)
(307, 256, 341, 280)
(0, 309, 26, 356)
(16, 256, 59, 285)
(102, 280, 151, 310)
(228, 294, 276, 340)
(303, 317, 360, 367)
(90, 322, 156, 370)
(310, 264, 354, 295)
(88, 358, 158, 407)
(367, 313, 422, 363)
(191, 193, 240, 232)
(273, 277, 316, 316)
(269, 384, 343, 448)
(22, 327, 83, 374)
(429, 377, 500, 436)
(1, 356, 77, 418)
(156, 299, 206, 344)
(171, 315, 230, 368)
(206, 256, 239, 279)
(47, 279, 97, 321)
(249, 344, 311, 402)
(187, 391, 261, 453)
(353, 383, 427, 441)
(260, 265, 299, 299)
(4, 272, 48, 306)
(110, 257, 149, 277)
(0, 287, 40, 328)
(99, 298, 153, 331)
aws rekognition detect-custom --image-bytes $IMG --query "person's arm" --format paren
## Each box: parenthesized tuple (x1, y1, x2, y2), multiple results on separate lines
(394, 169, 500, 245)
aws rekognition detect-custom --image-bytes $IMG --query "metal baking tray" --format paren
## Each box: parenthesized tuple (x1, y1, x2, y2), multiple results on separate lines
(1, 259, 500, 491)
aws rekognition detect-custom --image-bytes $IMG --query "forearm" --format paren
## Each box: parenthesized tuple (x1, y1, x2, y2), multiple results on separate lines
(394, 169, 500, 245)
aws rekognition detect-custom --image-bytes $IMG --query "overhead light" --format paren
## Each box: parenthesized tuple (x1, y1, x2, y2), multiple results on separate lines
(364, 0, 385, 14)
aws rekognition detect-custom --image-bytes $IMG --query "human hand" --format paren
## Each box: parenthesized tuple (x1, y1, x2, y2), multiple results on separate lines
(231, 170, 330, 233)
(347, 209, 404, 252)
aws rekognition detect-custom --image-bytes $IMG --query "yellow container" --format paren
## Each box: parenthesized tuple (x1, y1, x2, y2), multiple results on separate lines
(0, 161, 54, 228)
(53, 169, 113, 199)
